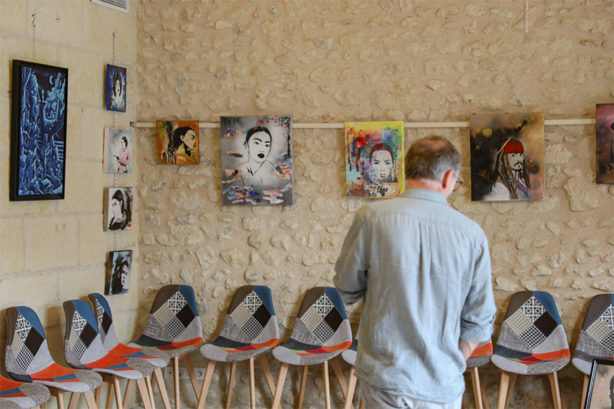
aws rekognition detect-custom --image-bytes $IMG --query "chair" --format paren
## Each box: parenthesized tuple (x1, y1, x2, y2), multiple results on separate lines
(88, 292, 172, 409)
(4, 306, 102, 409)
(63, 299, 154, 409)
(490, 291, 569, 409)
(466, 340, 493, 409)
(271, 287, 352, 409)
(131, 285, 203, 409)
(0, 374, 50, 409)
(571, 293, 614, 408)
(196, 285, 279, 409)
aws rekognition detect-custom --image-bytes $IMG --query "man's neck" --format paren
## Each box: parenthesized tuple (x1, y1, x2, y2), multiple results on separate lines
(406, 178, 445, 193)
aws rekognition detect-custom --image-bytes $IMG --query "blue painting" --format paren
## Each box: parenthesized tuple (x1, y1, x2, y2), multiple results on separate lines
(106, 64, 126, 112)
(10, 60, 68, 201)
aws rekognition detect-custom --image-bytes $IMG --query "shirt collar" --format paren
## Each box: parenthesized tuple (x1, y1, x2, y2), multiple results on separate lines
(402, 188, 448, 205)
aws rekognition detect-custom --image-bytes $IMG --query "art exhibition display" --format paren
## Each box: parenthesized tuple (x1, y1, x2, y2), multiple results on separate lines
(220, 115, 294, 205)
(103, 128, 133, 173)
(584, 359, 614, 409)
(157, 120, 199, 165)
(105, 64, 126, 112)
(469, 113, 545, 202)
(10, 60, 68, 201)
(105, 250, 132, 295)
(103, 187, 133, 231)
(596, 104, 614, 184)
(344, 121, 404, 198)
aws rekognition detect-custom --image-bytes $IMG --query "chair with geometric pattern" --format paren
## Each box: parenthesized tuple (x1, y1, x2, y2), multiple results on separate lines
(131, 285, 203, 409)
(271, 287, 352, 409)
(465, 340, 493, 409)
(491, 291, 569, 409)
(0, 374, 50, 409)
(63, 299, 154, 409)
(571, 293, 614, 409)
(88, 293, 172, 409)
(196, 285, 279, 409)
(5, 306, 102, 409)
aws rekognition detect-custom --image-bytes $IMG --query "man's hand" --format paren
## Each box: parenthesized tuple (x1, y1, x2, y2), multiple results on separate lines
(459, 339, 479, 361)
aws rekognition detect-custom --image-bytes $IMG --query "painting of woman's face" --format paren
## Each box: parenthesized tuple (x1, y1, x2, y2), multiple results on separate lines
(371, 149, 394, 182)
(181, 129, 198, 151)
(110, 198, 123, 219)
(114, 79, 122, 97)
(246, 131, 272, 163)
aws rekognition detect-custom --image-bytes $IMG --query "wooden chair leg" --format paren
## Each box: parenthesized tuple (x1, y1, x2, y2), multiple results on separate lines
(113, 377, 124, 409)
(105, 382, 114, 409)
(470, 367, 484, 409)
(84, 391, 98, 409)
(298, 366, 308, 409)
(146, 375, 156, 409)
(95, 384, 103, 408)
(56, 390, 65, 409)
(344, 366, 358, 409)
(248, 358, 256, 409)
(67, 392, 80, 409)
(547, 372, 565, 409)
(323, 361, 331, 409)
(226, 362, 237, 409)
(123, 379, 135, 408)
(271, 363, 289, 409)
(331, 357, 347, 398)
(580, 373, 589, 409)
(182, 353, 201, 397)
(137, 377, 153, 409)
(257, 354, 276, 396)
(173, 356, 180, 409)
(497, 372, 509, 409)
(196, 360, 216, 409)
(504, 373, 517, 409)
(154, 367, 172, 409)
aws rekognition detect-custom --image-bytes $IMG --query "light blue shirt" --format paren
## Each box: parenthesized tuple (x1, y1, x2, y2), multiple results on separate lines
(334, 188, 496, 403)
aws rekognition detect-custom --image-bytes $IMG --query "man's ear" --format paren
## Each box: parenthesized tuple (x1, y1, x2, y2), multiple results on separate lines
(442, 169, 456, 191)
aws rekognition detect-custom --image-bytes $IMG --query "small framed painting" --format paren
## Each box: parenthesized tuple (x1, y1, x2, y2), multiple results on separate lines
(103, 187, 133, 231)
(106, 250, 132, 295)
(157, 120, 200, 165)
(584, 359, 614, 409)
(10, 60, 68, 201)
(103, 128, 133, 173)
(596, 104, 614, 184)
(105, 64, 126, 112)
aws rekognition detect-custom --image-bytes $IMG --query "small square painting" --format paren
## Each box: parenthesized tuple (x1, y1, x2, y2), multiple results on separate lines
(596, 104, 614, 184)
(103, 128, 133, 173)
(106, 250, 132, 295)
(105, 64, 126, 112)
(104, 187, 133, 231)
(157, 120, 199, 165)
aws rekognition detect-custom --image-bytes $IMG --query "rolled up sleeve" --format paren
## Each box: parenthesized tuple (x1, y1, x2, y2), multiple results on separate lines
(334, 207, 369, 305)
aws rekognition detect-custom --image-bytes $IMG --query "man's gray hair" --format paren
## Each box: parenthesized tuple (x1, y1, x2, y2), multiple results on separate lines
(405, 136, 461, 182)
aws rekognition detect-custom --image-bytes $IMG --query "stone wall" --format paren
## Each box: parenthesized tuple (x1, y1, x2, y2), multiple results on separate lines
(136, 1, 614, 407)
(0, 0, 139, 371)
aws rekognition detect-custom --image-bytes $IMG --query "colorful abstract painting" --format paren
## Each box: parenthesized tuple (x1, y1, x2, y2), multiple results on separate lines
(103, 128, 133, 173)
(596, 104, 614, 184)
(157, 120, 199, 165)
(470, 113, 545, 201)
(344, 121, 404, 198)
(104, 187, 133, 231)
(10, 60, 68, 201)
(105, 64, 126, 112)
(106, 250, 132, 295)
(220, 115, 293, 205)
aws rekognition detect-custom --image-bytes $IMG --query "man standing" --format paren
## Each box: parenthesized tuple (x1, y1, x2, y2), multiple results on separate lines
(334, 136, 496, 409)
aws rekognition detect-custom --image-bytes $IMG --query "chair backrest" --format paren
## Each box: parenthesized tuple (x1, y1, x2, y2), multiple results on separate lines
(572, 293, 614, 375)
(289, 287, 352, 348)
(5, 306, 54, 381)
(220, 285, 279, 343)
(63, 299, 109, 368)
(135, 284, 202, 347)
(494, 291, 569, 358)
(87, 293, 120, 352)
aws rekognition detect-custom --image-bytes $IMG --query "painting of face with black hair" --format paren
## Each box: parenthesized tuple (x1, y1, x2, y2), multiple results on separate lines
(105, 64, 126, 112)
(220, 115, 293, 205)
(104, 187, 133, 231)
(157, 120, 199, 165)
(103, 128, 133, 173)
(596, 104, 614, 184)
(106, 250, 132, 295)
(470, 113, 544, 202)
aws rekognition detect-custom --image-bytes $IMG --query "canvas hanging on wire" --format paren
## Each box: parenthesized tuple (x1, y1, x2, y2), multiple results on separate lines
(344, 121, 404, 198)
(220, 115, 294, 205)
(103, 128, 133, 173)
(596, 104, 614, 184)
(103, 187, 133, 231)
(10, 60, 68, 201)
(157, 120, 200, 165)
(105, 250, 132, 295)
(105, 64, 126, 112)
(469, 113, 545, 201)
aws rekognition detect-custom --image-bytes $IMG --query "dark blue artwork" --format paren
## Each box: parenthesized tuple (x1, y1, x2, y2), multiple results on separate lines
(10, 60, 68, 201)
(106, 64, 126, 112)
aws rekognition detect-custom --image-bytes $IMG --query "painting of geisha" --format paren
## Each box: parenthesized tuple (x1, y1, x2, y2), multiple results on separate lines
(344, 121, 404, 198)
(470, 113, 544, 201)
(220, 115, 293, 205)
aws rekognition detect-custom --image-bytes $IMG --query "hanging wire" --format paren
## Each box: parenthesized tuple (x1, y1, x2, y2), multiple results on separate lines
(525, 0, 529, 33)
(31, 13, 37, 58)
